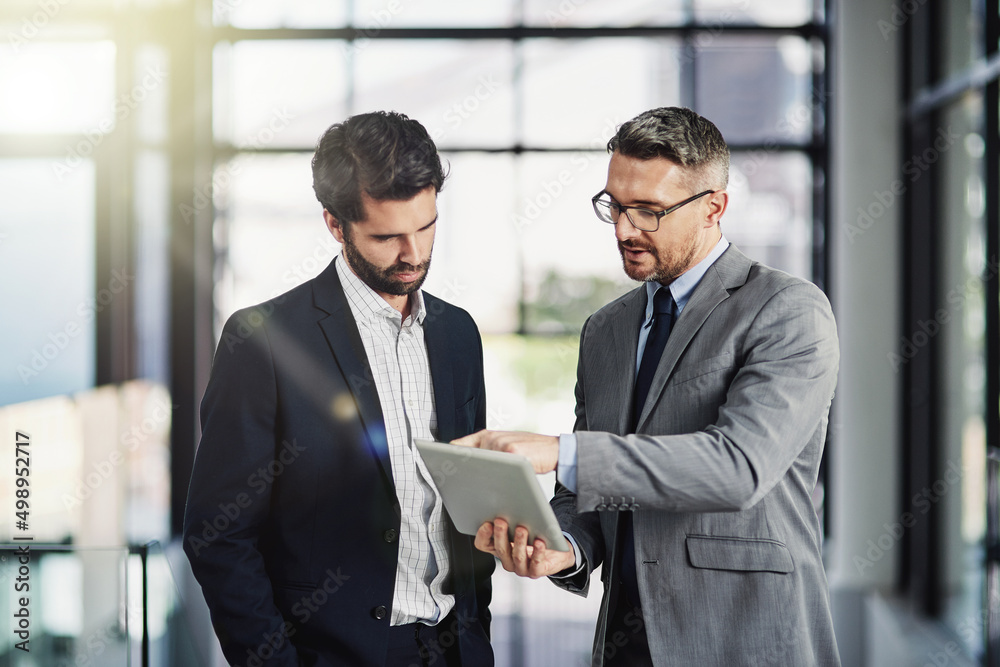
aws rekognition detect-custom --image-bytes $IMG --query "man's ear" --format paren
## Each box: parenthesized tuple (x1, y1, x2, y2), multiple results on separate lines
(705, 190, 729, 228)
(323, 209, 347, 244)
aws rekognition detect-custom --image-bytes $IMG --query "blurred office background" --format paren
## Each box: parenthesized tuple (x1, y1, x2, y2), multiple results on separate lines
(0, 0, 997, 664)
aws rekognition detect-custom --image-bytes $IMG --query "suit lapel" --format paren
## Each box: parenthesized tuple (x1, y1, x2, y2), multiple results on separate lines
(607, 287, 645, 435)
(312, 262, 396, 496)
(635, 245, 753, 430)
(422, 295, 456, 441)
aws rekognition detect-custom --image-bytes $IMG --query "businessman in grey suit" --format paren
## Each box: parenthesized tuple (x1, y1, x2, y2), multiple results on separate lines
(455, 107, 841, 666)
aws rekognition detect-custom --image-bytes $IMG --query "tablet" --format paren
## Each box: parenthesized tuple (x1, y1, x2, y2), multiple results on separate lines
(414, 439, 569, 552)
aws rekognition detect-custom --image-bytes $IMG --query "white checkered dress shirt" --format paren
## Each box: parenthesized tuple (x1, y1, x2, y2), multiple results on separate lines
(336, 254, 455, 626)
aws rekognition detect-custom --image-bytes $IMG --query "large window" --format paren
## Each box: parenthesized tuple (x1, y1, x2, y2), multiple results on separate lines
(0, 1, 831, 664)
(207, 3, 831, 664)
(901, 1, 999, 663)
(213, 30, 828, 328)
(0, 36, 117, 404)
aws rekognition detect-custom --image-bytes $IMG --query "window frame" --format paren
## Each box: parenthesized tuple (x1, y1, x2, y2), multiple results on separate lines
(901, 1, 1000, 663)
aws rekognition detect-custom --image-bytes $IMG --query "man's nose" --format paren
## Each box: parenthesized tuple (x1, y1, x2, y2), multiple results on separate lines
(614, 212, 640, 242)
(399, 235, 420, 264)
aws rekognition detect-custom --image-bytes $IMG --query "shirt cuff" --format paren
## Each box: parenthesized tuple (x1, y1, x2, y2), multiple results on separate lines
(548, 531, 585, 579)
(556, 433, 578, 493)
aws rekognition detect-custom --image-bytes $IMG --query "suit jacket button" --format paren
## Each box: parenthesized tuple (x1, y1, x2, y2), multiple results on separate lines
(373, 605, 387, 620)
(384, 529, 398, 543)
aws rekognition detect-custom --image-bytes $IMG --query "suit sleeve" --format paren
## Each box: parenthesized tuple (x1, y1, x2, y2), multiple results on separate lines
(183, 310, 301, 667)
(549, 316, 606, 596)
(470, 326, 495, 633)
(574, 282, 839, 513)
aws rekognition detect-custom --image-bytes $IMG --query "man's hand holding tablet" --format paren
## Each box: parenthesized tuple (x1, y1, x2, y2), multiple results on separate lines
(473, 517, 577, 579)
(451, 430, 576, 578)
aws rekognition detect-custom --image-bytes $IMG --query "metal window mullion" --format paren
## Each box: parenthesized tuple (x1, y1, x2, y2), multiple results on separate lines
(209, 142, 820, 158)
(983, 1, 1000, 664)
(211, 24, 824, 43)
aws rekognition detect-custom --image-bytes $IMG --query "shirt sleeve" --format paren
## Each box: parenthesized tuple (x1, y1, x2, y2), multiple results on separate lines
(556, 432, 579, 493)
(548, 531, 585, 580)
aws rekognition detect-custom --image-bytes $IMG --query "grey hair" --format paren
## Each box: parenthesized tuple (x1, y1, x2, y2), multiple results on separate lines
(607, 107, 729, 190)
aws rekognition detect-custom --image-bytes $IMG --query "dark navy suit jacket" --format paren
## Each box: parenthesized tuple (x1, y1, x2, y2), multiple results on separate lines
(183, 259, 494, 667)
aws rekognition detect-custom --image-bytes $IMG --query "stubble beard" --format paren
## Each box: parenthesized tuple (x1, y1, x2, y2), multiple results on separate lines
(342, 234, 431, 296)
(618, 233, 699, 285)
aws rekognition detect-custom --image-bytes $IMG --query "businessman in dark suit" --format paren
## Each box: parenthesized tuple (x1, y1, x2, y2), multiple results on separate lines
(183, 111, 494, 667)
(457, 107, 840, 666)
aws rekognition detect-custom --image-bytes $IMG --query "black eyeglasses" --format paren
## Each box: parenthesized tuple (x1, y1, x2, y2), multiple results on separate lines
(592, 189, 716, 232)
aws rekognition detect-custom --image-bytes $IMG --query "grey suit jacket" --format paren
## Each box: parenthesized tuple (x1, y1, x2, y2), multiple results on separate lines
(551, 245, 841, 666)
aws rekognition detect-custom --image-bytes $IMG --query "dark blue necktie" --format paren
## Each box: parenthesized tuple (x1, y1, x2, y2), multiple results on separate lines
(633, 288, 676, 422)
(621, 287, 675, 610)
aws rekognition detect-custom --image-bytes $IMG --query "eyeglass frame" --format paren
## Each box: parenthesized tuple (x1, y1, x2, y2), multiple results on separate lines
(591, 188, 716, 232)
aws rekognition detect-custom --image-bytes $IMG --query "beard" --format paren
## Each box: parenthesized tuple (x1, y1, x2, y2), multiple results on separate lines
(342, 235, 431, 296)
(618, 234, 699, 285)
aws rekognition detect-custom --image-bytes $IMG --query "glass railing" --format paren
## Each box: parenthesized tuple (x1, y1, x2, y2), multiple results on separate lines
(0, 541, 202, 667)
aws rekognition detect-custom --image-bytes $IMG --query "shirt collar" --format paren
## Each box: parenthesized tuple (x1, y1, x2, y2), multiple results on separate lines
(644, 236, 730, 323)
(410, 287, 427, 325)
(336, 253, 426, 326)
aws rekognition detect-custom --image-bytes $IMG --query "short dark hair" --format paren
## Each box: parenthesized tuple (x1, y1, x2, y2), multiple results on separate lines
(607, 107, 729, 190)
(312, 111, 446, 226)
